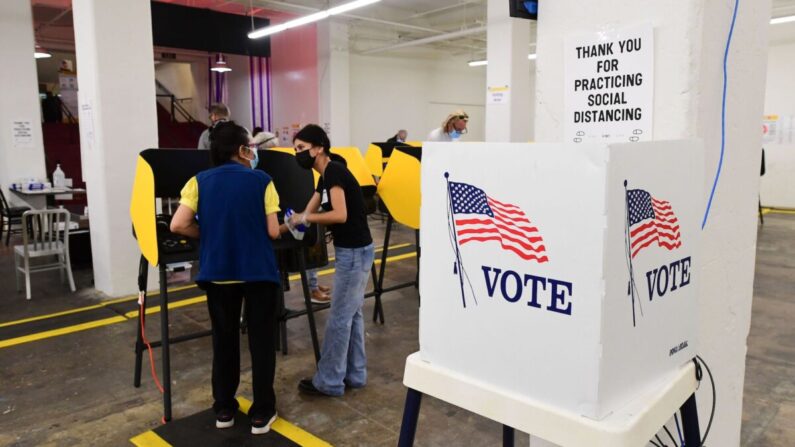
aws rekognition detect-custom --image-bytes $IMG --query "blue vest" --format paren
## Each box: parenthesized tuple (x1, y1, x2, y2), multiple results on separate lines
(194, 163, 280, 284)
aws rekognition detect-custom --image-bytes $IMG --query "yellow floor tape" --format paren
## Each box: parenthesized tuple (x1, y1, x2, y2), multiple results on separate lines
(761, 207, 795, 215)
(1, 251, 417, 350)
(129, 397, 332, 447)
(0, 243, 412, 329)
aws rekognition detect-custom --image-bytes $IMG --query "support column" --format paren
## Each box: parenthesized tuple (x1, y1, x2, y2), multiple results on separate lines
(318, 20, 351, 145)
(485, 1, 531, 142)
(0, 0, 47, 204)
(73, 0, 159, 297)
(533, 1, 771, 446)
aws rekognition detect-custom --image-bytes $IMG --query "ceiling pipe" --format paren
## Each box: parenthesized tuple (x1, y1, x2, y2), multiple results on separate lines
(409, 1, 480, 19)
(360, 25, 486, 55)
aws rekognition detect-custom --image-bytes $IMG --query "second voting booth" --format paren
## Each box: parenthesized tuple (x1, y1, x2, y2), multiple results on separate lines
(403, 140, 704, 445)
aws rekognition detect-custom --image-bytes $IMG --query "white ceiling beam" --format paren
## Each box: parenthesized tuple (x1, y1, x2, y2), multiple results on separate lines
(360, 25, 486, 54)
(408, 1, 480, 19)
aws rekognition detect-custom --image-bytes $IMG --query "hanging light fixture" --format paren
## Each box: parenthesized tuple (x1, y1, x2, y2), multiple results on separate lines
(211, 53, 232, 73)
(34, 44, 52, 59)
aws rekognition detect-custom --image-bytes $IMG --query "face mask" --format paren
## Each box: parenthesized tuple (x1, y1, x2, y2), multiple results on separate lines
(247, 148, 259, 169)
(296, 150, 316, 169)
(449, 130, 461, 140)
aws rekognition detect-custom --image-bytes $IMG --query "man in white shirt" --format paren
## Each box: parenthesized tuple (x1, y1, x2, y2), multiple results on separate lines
(197, 103, 230, 149)
(427, 110, 469, 142)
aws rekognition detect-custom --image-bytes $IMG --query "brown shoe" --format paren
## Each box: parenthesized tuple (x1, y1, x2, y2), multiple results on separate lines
(310, 289, 331, 304)
(318, 285, 331, 293)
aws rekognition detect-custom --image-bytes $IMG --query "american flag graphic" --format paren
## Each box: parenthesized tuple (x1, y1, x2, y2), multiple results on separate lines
(450, 182, 548, 263)
(627, 189, 682, 258)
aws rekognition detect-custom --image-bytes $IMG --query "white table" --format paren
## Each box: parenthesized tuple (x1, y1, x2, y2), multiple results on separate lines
(9, 187, 87, 210)
(399, 352, 701, 447)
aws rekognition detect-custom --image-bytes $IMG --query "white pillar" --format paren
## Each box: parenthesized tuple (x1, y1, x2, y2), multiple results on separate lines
(72, 0, 159, 297)
(485, 1, 531, 142)
(318, 20, 351, 145)
(533, 1, 771, 446)
(0, 0, 47, 205)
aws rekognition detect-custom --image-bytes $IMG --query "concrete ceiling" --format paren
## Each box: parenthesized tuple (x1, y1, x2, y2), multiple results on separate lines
(29, 0, 795, 57)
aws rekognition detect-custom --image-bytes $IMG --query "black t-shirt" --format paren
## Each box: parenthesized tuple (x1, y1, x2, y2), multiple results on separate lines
(316, 161, 373, 248)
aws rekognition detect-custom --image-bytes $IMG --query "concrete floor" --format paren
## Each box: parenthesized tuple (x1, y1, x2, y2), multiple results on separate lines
(0, 214, 792, 446)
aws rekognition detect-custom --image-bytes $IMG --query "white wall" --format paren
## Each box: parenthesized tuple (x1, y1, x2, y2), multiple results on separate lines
(0, 0, 47, 206)
(349, 53, 535, 151)
(226, 54, 255, 130)
(761, 41, 795, 208)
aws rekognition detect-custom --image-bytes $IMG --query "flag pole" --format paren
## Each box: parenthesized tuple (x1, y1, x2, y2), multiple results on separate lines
(624, 180, 637, 327)
(445, 173, 468, 308)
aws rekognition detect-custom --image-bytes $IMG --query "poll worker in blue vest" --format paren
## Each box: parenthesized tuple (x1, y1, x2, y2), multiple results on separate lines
(289, 124, 375, 397)
(170, 120, 283, 435)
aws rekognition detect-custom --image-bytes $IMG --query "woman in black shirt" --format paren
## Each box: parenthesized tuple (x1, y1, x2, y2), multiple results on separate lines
(288, 124, 374, 396)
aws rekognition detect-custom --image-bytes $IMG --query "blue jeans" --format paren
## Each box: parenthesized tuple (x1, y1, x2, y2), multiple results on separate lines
(312, 244, 374, 395)
(308, 269, 319, 291)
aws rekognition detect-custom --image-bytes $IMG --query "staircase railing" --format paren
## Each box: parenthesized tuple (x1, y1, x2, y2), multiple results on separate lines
(60, 101, 77, 124)
(155, 80, 198, 123)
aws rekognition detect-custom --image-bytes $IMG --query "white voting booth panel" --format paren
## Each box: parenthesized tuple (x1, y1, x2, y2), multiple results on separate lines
(419, 141, 703, 420)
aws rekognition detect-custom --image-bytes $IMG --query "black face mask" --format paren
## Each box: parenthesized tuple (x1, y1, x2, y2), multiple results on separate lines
(296, 150, 316, 169)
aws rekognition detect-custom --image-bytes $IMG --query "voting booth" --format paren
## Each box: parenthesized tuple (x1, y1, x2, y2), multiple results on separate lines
(418, 140, 703, 420)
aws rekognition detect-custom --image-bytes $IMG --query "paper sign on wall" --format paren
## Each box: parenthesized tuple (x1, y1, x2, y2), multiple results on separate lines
(487, 85, 510, 105)
(564, 24, 654, 143)
(762, 114, 794, 145)
(12, 121, 34, 148)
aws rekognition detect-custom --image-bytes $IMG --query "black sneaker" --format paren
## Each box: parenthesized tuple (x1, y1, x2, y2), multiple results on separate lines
(298, 378, 334, 396)
(344, 379, 365, 390)
(215, 408, 235, 429)
(251, 412, 277, 435)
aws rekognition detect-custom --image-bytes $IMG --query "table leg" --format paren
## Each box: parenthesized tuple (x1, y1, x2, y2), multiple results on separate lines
(397, 388, 423, 447)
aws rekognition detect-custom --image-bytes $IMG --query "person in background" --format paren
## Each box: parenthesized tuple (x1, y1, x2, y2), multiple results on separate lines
(197, 103, 231, 150)
(426, 110, 469, 142)
(171, 120, 285, 435)
(252, 127, 280, 149)
(289, 124, 374, 397)
(386, 129, 407, 144)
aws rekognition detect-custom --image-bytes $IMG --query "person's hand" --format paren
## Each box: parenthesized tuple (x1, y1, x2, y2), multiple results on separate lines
(288, 212, 306, 227)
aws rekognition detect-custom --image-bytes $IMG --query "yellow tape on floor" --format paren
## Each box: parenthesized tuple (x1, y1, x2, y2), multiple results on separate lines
(1, 251, 417, 349)
(129, 430, 170, 447)
(236, 397, 332, 447)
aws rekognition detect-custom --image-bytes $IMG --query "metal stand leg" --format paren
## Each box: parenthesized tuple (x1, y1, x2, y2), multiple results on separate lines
(397, 388, 423, 447)
(159, 265, 172, 422)
(372, 215, 392, 324)
(503, 425, 515, 447)
(298, 248, 321, 363)
(680, 393, 701, 447)
(133, 255, 148, 388)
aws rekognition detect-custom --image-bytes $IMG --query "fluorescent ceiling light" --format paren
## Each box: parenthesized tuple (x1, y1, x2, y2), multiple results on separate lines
(771, 15, 795, 25)
(468, 54, 537, 67)
(34, 44, 51, 59)
(249, 0, 382, 39)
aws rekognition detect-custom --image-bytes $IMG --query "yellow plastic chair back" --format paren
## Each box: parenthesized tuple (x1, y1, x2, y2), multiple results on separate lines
(331, 147, 376, 187)
(377, 149, 421, 229)
(365, 144, 383, 177)
(129, 155, 159, 266)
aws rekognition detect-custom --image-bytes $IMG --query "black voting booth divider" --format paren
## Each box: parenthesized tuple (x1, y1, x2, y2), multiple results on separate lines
(130, 148, 326, 422)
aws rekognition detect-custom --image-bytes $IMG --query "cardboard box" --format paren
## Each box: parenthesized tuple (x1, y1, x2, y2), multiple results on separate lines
(419, 140, 703, 419)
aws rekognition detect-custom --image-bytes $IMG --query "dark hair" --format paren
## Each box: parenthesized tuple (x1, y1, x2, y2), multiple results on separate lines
(209, 120, 249, 167)
(252, 126, 263, 137)
(293, 124, 330, 154)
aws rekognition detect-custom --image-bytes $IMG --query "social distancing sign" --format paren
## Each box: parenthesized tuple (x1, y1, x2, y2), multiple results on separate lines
(565, 24, 654, 144)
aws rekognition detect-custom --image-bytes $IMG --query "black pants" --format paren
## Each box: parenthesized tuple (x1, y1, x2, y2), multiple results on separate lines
(203, 281, 279, 417)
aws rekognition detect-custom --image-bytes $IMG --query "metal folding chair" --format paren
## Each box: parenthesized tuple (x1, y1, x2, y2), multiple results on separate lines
(13, 209, 76, 299)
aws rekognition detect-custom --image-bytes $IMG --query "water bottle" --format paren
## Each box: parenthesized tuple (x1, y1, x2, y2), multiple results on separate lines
(53, 164, 66, 188)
